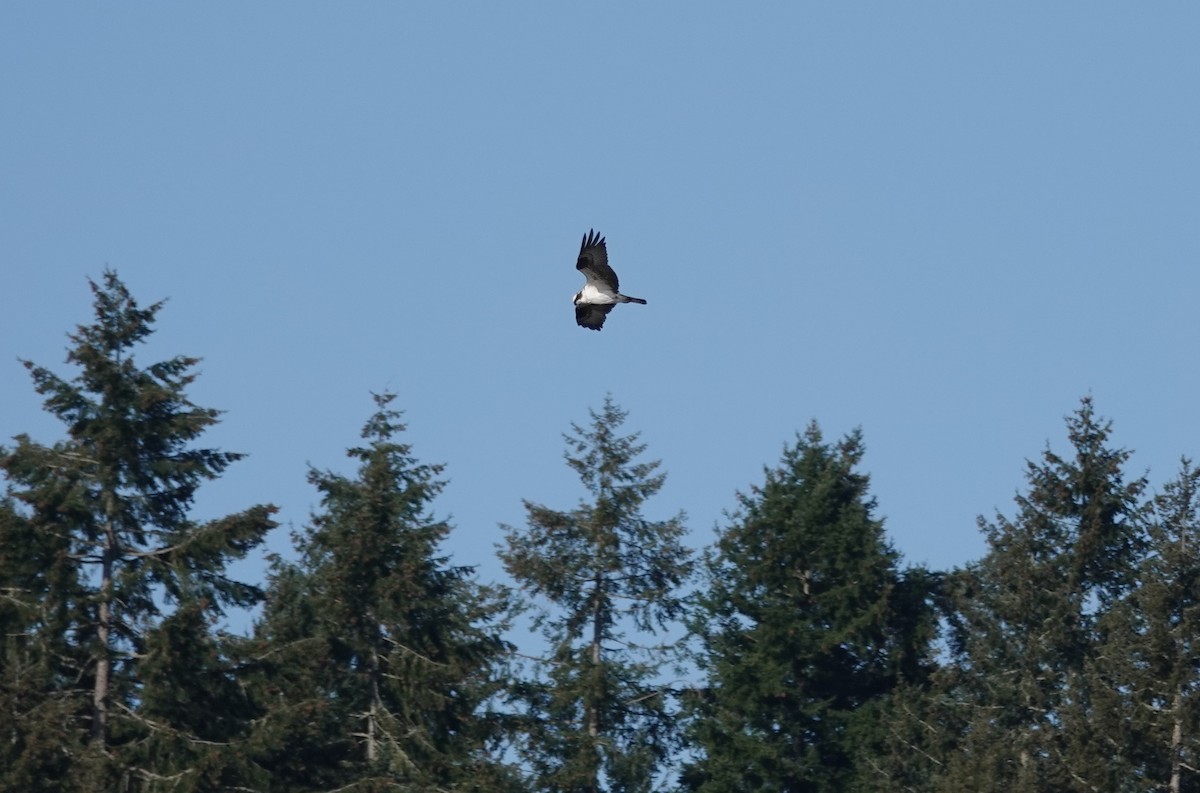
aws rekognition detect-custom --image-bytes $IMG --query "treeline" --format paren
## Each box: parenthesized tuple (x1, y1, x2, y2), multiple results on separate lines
(1, 271, 1197, 792)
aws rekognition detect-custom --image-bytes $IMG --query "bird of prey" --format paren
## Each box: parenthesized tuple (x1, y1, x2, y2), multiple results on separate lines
(572, 229, 647, 331)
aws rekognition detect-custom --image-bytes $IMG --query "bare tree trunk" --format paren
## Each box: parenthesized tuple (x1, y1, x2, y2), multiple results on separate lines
(367, 647, 381, 763)
(584, 574, 604, 793)
(588, 587, 601, 739)
(92, 520, 116, 746)
(1170, 689, 1183, 793)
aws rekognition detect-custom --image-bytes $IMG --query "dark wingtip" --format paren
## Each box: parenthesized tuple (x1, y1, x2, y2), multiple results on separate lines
(580, 228, 604, 252)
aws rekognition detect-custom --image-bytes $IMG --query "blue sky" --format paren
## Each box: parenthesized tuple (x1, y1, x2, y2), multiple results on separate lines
(3, 4, 1199, 619)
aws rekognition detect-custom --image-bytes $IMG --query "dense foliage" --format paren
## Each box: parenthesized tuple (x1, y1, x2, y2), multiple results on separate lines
(499, 397, 692, 792)
(4, 272, 1199, 791)
(680, 425, 936, 792)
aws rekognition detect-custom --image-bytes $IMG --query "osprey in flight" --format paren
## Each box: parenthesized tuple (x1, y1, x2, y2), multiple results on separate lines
(573, 229, 647, 331)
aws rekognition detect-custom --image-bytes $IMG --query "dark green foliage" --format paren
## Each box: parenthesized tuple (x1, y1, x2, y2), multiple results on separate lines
(0, 493, 85, 792)
(132, 601, 268, 792)
(1094, 459, 1200, 791)
(681, 423, 936, 792)
(919, 398, 1148, 792)
(250, 392, 517, 791)
(246, 559, 361, 792)
(499, 396, 692, 793)
(8, 269, 1200, 792)
(0, 270, 276, 789)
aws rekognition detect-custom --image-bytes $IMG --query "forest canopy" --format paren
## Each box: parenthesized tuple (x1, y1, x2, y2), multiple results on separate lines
(2, 271, 1197, 792)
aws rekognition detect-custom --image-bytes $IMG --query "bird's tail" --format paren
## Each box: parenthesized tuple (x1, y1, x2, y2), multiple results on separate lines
(619, 295, 647, 305)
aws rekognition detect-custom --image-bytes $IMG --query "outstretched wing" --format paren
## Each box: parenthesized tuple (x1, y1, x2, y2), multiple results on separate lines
(575, 302, 614, 331)
(577, 229, 619, 293)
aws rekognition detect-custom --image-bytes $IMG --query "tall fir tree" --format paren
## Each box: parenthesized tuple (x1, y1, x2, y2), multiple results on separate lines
(499, 395, 692, 793)
(130, 602, 270, 792)
(680, 423, 936, 793)
(927, 398, 1147, 792)
(1094, 459, 1200, 791)
(0, 493, 85, 792)
(0, 270, 277, 789)
(250, 392, 517, 792)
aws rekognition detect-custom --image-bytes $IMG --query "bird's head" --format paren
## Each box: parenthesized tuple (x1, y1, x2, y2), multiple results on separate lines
(572, 291, 582, 305)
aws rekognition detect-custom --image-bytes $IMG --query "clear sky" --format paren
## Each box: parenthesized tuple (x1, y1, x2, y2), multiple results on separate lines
(3, 4, 1198, 618)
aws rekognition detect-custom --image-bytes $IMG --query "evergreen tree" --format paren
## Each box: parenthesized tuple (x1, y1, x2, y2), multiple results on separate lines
(131, 603, 269, 792)
(928, 398, 1147, 792)
(499, 395, 692, 793)
(251, 392, 517, 791)
(680, 423, 935, 792)
(1096, 459, 1200, 791)
(246, 559, 356, 792)
(0, 493, 88, 792)
(0, 270, 277, 788)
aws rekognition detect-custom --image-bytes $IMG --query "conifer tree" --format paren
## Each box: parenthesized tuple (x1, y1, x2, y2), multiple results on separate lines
(1095, 460, 1200, 791)
(929, 398, 1147, 792)
(680, 423, 935, 792)
(0, 270, 277, 788)
(0, 494, 87, 792)
(132, 603, 268, 792)
(499, 395, 692, 793)
(251, 392, 517, 791)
